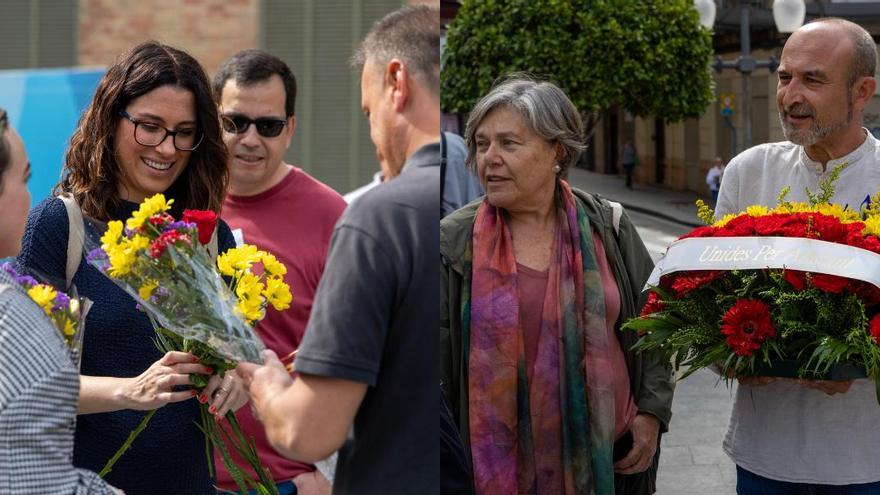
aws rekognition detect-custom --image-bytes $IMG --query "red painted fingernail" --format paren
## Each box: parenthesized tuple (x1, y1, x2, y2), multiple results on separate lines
(205, 367, 214, 374)
(192, 355, 199, 362)
(190, 390, 197, 397)
(209, 405, 216, 414)
(198, 394, 207, 403)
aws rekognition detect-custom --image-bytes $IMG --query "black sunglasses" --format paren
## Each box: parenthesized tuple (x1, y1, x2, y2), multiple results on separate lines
(221, 114, 288, 138)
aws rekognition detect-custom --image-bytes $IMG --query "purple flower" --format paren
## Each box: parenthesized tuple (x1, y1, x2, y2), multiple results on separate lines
(87, 248, 107, 262)
(15, 275, 39, 287)
(163, 221, 194, 233)
(2, 262, 18, 278)
(53, 292, 71, 311)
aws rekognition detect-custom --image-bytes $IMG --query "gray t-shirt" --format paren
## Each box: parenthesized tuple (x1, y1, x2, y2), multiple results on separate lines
(295, 143, 441, 494)
(716, 130, 880, 484)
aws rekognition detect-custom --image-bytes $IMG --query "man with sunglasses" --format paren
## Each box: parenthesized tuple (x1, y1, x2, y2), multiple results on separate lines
(212, 49, 345, 495)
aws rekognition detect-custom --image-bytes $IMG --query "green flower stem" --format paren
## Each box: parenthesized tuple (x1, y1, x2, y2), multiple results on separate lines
(98, 408, 157, 478)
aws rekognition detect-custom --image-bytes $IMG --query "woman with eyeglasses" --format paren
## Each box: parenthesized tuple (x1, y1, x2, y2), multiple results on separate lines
(0, 109, 123, 494)
(16, 41, 246, 495)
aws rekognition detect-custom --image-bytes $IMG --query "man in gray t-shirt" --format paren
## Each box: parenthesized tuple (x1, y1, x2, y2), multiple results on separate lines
(716, 18, 880, 491)
(237, 6, 454, 495)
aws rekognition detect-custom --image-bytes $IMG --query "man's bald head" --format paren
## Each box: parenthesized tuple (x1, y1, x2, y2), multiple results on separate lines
(795, 18, 876, 87)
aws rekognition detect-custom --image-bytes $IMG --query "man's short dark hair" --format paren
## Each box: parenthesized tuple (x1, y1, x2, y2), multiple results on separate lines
(213, 49, 297, 117)
(353, 5, 440, 96)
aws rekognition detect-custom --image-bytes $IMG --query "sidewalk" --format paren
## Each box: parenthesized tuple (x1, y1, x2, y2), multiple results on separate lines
(567, 167, 704, 228)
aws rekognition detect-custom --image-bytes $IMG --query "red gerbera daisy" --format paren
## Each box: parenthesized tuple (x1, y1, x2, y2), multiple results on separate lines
(720, 299, 776, 356)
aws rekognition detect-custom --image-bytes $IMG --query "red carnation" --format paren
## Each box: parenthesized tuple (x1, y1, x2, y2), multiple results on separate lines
(678, 226, 716, 240)
(784, 270, 807, 292)
(870, 315, 880, 346)
(810, 273, 850, 294)
(720, 299, 776, 356)
(715, 215, 756, 237)
(754, 214, 807, 237)
(671, 270, 724, 296)
(810, 214, 848, 243)
(183, 209, 218, 245)
(150, 231, 192, 258)
(640, 291, 664, 316)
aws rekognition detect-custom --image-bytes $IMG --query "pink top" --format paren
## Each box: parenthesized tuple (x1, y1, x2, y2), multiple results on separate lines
(516, 230, 637, 440)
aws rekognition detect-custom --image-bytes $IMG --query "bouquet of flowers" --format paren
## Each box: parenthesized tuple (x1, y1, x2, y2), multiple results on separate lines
(2, 262, 90, 366)
(85, 194, 291, 495)
(625, 165, 880, 403)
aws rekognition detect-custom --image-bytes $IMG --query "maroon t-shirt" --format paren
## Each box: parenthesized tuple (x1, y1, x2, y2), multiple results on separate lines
(516, 230, 637, 441)
(217, 166, 347, 488)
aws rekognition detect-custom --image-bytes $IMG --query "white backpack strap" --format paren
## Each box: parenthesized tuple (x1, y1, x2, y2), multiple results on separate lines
(607, 200, 623, 235)
(57, 193, 84, 289)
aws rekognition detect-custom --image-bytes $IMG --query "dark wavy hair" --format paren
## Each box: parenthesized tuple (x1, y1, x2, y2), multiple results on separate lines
(58, 41, 228, 220)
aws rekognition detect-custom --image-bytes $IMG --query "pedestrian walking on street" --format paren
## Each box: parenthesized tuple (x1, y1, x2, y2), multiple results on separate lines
(441, 74, 674, 495)
(622, 138, 637, 189)
(706, 156, 725, 207)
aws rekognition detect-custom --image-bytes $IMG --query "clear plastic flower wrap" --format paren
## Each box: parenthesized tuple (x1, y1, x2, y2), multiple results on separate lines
(81, 194, 290, 494)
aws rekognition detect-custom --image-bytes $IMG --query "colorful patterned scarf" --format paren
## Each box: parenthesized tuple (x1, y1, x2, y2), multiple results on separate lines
(463, 181, 615, 494)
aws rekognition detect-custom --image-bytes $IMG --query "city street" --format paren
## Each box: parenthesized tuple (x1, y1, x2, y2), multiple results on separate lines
(627, 197, 738, 495)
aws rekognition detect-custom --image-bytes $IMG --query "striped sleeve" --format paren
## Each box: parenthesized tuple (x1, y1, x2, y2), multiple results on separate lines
(0, 283, 115, 494)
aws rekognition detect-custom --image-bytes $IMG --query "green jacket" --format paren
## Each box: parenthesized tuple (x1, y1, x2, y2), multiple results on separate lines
(440, 189, 675, 464)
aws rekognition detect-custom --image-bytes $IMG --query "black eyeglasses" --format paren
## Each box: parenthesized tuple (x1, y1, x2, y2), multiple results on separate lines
(119, 110, 203, 151)
(221, 114, 288, 138)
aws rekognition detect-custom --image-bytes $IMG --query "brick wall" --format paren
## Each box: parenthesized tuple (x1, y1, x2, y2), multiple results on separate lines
(78, 0, 258, 74)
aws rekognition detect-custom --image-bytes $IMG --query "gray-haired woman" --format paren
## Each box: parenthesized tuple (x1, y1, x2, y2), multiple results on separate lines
(440, 75, 674, 494)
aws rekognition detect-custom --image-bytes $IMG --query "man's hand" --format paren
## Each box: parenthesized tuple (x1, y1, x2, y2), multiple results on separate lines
(292, 470, 332, 495)
(613, 413, 660, 475)
(236, 350, 294, 422)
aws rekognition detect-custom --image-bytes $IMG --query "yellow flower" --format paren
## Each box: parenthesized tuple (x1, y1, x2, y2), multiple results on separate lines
(263, 276, 292, 311)
(107, 245, 135, 277)
(813, 203, 861, 223)
(126, 194, 174, 230)
(62, 319, 75, 336)
(27, 285, 57, 315)
(746, 205, 770, 217)
(218, 245, 261, 275)
(863, 215, 880, 237)
(236, 300, 265, 324)
(235, 272, 264, 303)
(261, 253, 287, 277)
(139, 280, 158, 301)
(101, 221, 124, 249)
(713, 213, 737, 228)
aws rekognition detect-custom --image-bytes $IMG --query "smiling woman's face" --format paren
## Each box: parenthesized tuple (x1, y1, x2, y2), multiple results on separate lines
(114, 84, 197, 203)
(474, 106, 558, 213)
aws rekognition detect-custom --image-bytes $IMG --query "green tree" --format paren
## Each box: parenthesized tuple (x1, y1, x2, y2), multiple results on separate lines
(442, 0, 714, 137)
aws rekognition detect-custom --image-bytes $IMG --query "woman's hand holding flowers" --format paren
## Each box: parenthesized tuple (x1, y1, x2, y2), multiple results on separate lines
(121, 351, 211, 410)
(202, 369, 249, 419)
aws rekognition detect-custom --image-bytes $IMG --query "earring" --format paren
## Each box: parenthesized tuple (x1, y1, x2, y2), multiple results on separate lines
(553, 164, 562, 174)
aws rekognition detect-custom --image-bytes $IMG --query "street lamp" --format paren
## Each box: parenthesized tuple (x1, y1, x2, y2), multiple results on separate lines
(695, 0, 805, 150)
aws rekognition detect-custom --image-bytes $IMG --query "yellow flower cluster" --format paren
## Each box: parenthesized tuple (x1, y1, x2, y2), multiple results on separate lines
(126, 194, 174, 231)
(218, 245, 292, 325)
(26, 284, 76, 337)
(713, 201, 866, 229)
(27, 284, 56, 315)
(101, 220, 150, 277)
